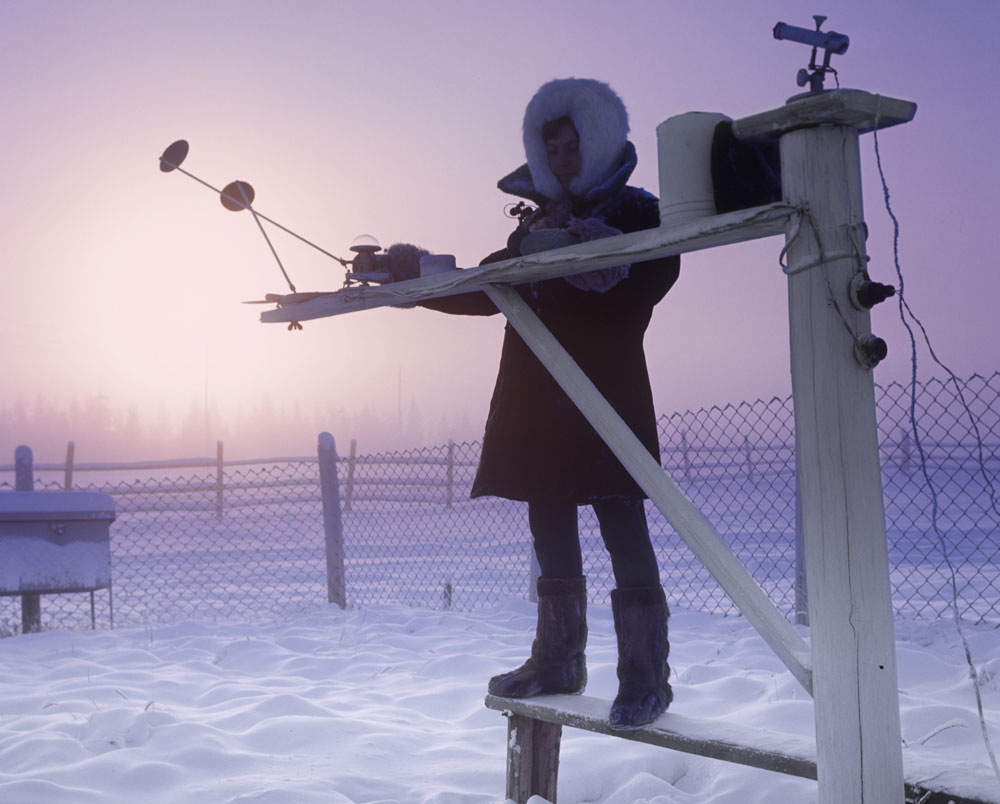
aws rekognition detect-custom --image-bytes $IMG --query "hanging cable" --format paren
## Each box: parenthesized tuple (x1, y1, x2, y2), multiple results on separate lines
(873, 116, 1000, 785)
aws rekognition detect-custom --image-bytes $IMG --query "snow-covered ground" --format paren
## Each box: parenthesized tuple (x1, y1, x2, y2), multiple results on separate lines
(1, 598, 997, 803)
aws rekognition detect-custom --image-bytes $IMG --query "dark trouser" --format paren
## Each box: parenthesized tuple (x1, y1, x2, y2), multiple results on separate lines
(528, 498, 660, 588)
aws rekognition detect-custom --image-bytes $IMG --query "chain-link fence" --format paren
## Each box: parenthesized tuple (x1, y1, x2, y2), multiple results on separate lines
(0, 455, 329, 634)
(880, 374, 1000, 622)
(1, 371, 997, 635)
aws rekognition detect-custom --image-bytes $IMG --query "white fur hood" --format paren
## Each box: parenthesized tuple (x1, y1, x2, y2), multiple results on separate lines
(522, 78, 630, 202)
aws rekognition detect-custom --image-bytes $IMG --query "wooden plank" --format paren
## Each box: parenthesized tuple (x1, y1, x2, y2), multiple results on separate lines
(258, 202, 795, 323)
(484, 694, 1000, 804)
(483, 284, 813, 695)
(487, 693, 816, 779)
(732, 89, 917, 139)
(781, 123, 904, 802)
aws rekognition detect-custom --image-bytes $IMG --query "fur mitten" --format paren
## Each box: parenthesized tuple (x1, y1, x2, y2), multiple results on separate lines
(528, 198, 575, 232)
(566, 216, 622, 242)
(384, 242, 429, 283)
(563, 216, 630, 293)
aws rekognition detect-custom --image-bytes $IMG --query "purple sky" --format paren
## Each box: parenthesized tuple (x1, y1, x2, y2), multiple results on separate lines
(1, 0, 997, 458)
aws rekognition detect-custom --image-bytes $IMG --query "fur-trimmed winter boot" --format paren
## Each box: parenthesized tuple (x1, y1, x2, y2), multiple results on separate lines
(488, 576, 588, 698)
(609, 585, 672, 730)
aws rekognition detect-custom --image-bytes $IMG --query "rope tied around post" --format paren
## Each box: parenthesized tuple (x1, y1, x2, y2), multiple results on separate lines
(780, 204, 885, 369)
(779, 204, 864, 276)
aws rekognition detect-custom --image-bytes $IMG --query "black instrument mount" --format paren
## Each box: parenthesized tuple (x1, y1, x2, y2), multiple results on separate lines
(773, 15, 850, 94)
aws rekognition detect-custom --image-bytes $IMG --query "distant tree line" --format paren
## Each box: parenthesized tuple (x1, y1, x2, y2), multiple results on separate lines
(0, 392, 481, 463)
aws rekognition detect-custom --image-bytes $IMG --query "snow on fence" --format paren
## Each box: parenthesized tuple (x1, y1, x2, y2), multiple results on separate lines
(0, 372, 997, 635)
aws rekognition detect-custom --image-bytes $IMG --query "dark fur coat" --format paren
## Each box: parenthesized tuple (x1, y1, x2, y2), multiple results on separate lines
(423, 143, 679, 503)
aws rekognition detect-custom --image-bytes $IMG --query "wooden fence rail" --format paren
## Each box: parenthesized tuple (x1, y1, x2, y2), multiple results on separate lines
(3, 437, 996, 515)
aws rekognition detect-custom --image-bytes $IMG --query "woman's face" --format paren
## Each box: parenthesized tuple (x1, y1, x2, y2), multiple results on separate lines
(546, 122, 582, 190)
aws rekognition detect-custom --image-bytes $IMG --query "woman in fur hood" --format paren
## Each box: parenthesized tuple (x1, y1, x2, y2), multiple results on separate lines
(421, 77, 680, 729)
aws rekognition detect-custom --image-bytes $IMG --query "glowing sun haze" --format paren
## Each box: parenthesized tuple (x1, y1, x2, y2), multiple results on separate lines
(1, 0, 997, 460)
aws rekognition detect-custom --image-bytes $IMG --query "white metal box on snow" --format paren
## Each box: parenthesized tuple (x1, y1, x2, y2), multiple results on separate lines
(0, 491, 115, 595)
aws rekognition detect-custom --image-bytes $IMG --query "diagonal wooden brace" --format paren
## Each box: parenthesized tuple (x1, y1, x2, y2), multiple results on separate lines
(482, 283, 813, 694)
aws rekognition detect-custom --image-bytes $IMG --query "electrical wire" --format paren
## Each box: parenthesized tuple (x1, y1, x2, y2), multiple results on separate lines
(872, 120, 1000, 785)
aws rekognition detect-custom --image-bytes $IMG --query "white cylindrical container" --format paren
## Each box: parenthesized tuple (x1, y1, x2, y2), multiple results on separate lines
(656, 111, 731, 228)
(419, 254, 457, 277)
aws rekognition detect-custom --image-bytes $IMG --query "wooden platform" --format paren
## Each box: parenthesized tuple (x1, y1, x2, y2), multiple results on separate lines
(485, 693, 998, 804)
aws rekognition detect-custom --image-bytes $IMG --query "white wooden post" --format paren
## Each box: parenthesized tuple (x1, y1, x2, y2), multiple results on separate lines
(794, 483, 808, 626)
(780, 115, 904, 803)
(318, 432, 347, 608)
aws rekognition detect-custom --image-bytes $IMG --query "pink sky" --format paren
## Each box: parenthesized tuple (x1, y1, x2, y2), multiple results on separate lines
(1, 0, 997, 459)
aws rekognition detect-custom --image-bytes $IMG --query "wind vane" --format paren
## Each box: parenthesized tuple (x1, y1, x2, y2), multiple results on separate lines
(158, 140, 396, 302)
(773, 15, 850, 94)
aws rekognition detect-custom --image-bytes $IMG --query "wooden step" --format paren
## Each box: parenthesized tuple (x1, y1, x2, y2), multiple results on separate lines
(485, 693, 997, 804)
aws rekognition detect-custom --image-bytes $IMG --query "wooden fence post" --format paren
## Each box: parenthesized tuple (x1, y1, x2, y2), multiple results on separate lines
(318, 432, 347, 608)
(743, 435, 754, 482)
(15, 445, 33, 491)
(343, 439, 357, 512)
(897, 428, 914, 476)
(14, 445, 41, 634)
(64, 441, 75, 490)
(215, 441, 224, 518)
(445, 439, 455, 508)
